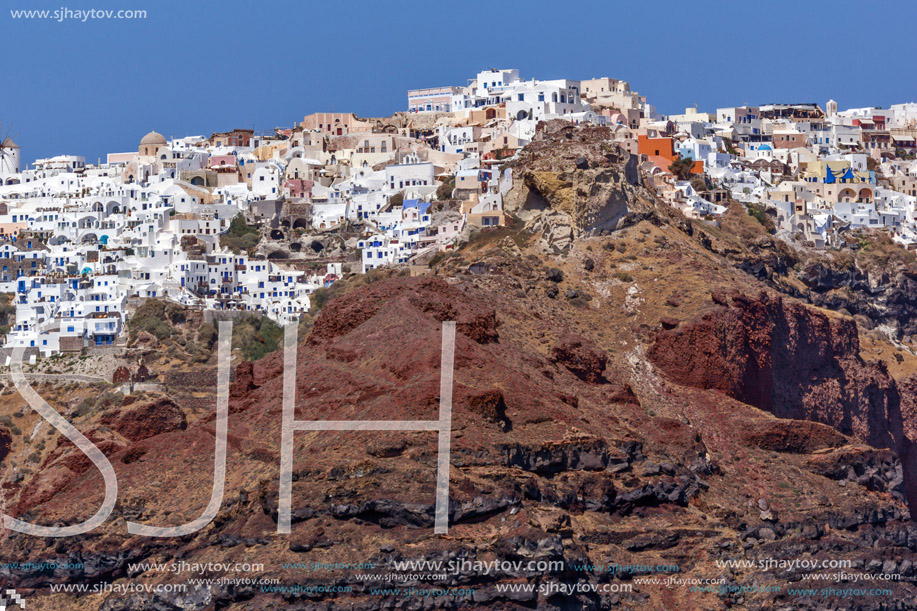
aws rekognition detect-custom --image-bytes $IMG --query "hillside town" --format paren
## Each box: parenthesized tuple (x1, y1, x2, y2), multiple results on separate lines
(0, 67, 916, 356)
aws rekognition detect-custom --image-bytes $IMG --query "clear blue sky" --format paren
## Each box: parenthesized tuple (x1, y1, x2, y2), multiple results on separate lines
(4, 0, 915, 164)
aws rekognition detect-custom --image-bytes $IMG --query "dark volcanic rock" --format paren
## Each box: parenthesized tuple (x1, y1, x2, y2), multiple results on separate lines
(501, 438, 620, 474)
(0, 426, 10, 464)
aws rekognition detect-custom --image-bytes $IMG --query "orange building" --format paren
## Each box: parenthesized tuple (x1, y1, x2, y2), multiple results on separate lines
(638, 135, 675, 161)
(638, 135, 704, 174)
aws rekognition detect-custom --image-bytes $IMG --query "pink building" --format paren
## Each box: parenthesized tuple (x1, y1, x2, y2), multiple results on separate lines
(210, 155, 237, 170)
(283, 178, 313, 199)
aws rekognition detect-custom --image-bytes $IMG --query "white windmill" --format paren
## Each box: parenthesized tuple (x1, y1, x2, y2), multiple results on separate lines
(0, 122, 21, 176)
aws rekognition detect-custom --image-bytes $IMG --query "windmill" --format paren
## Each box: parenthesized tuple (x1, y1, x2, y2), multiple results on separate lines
(0, 121, 21, 175)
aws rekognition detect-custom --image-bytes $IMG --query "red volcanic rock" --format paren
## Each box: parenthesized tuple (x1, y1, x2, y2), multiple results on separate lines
(648, 290, 917, 513)
(742, 419, 848, 454)
(730, 292, 755, 308)
(465, 390, 511, 430)
(308, 277, 498, 347)
(606, 381, 640, 406)
(44, 427, 123, 471)
(641, 417, 705, 457)
(16, 465, 75, 512)
(551, 333, 607, 384)
(54, 439, 125, 474)
(648, 291, 896, 448)
(100, 396, 187, 442)
(710, 290, 730, 306)
(19, 428, 127, 514)
(659, 317, 679, 330)
(120, 445, 147, 465)
(231, 360, 257, 397)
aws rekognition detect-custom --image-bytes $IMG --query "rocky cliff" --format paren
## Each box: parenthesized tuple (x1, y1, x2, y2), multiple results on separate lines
(2, 126, 917, 610)
(505, 121, 654, 254)
(648, 289, 917, 512)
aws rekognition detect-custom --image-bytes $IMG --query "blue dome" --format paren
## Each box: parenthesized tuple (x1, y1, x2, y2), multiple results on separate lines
(758, 144, 772, 151)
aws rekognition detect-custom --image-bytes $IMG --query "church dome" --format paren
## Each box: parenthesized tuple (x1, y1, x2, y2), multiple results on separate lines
(140, 131, 167, 146)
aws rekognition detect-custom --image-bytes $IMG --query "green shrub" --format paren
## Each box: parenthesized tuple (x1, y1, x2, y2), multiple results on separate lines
(73, 397, 95, 417)
(309, 288, 330, 314)
(221, 214, 261, 253)
(436, 176, 455, 201)
(129, 299, 193, 340)
(232, 313, 283, 361)
(197, 323, 217, 349)
(746, 203, 776, 233)
(165, 303, 187, 324)
(428, 252, 446, 267)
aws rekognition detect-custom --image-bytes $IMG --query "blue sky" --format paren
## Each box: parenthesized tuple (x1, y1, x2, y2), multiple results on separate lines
(4, 0, 916, 164)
